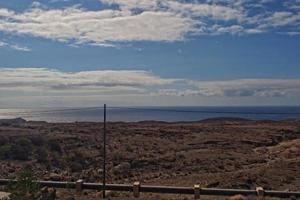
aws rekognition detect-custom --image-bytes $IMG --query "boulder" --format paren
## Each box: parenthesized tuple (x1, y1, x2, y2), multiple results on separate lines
(113, 162, 131, 175)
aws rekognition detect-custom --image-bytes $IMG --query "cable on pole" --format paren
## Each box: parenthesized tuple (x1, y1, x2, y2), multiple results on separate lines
(102, 104, 107, 198)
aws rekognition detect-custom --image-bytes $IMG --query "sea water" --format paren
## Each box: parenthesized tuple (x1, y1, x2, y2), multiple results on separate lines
(0, 106, 300, 122)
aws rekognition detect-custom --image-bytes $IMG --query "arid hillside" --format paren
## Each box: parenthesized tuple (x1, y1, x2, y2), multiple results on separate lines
(0, 118, 300, 199)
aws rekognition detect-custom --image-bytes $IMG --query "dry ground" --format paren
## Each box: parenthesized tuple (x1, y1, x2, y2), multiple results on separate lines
(0, 118, 300, 199)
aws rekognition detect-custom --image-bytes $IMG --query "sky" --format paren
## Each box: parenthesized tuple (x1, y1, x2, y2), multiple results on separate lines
(0, 0, 300, 107)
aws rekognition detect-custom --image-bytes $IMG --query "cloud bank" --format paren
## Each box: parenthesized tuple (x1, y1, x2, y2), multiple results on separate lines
(185, 79, 300, 98)
(0, 68, 177, 94)
(1, 68, 299, 101)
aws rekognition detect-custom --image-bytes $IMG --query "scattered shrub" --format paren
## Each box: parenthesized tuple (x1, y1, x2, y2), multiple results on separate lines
(0, 136, 8, 145)
(65, 149, 82, 161)
(125, 144, 134, 152)
(11, 145, 30, 160)
(70, 162, 83, 172)
(36, 147, 48, 163)
(50, 153, 66, 169)
(10, 137, 33, 160)
(48, 140, 61, 153)
(30, 135, 46, 146)
(65, 150, 86, 172)
(112, 153, 127, 164)
(16, 137, 32, 147)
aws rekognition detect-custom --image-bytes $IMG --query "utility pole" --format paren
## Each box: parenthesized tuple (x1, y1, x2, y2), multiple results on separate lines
(102, 104, 106, 198)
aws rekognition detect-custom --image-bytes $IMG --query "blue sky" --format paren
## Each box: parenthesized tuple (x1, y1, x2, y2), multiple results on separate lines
(0, 0, 300, 107)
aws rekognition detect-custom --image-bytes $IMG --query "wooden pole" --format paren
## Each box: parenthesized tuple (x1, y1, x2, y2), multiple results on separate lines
(102, 104, 106, 198)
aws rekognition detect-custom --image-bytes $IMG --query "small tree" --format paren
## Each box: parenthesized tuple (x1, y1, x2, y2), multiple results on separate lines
(7, 166, 39, 200)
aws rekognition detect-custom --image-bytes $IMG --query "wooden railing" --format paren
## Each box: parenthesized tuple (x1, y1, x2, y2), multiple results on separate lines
(1, 179, 300, 199)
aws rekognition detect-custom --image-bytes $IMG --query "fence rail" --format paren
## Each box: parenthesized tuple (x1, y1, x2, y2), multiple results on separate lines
(1, 179, 300, 199)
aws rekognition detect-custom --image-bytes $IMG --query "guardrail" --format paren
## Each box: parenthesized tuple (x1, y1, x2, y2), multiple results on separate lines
(1, 179, 300, 199)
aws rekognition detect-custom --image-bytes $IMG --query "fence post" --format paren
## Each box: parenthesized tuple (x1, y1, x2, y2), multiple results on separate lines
(76, 179, 83, 193)
(256, 187, 264, 199)
(194, 184, 200, 199)
(133, 182, 140, 198)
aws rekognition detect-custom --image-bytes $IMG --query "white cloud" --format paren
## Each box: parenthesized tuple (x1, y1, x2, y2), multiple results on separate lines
(263, 12, 300, 27)
(0, 0, 299, 46)
(31, 1, 48, 9)
(0, 40, 31, 51)
(9, 44, 31, 52)
(103, 0, 245, 21)
(101, 0, 159, 10)
(165, 1, 245, 21)
(0, 7, 194, 45)
(284, 0, 300, 10)
(0, 41, 7, 47)
(286, 31, 300, 36)
(209, 25, 263, 35)
(0, 8, 14, 17)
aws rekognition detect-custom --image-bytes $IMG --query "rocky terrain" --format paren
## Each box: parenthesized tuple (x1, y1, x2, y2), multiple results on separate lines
(0, 118, 300, 199)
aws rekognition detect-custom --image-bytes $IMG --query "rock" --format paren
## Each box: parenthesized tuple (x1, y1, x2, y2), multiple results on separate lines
(37, 187, 56, 200)
(0, 192, 10, 200)
(70, 162, 83, 172)
(8, 167, 16, 173)
(49, 173, 61, 181)
(113, 162, 131, 175)
(97, 168, 103, 174)
(229, 195, 248, 200)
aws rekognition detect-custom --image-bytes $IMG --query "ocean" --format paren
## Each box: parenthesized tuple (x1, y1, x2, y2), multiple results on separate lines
(0, 106, 300, 122)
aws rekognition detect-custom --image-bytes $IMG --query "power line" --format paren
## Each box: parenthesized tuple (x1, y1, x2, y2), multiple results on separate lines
(108, 106, 300, 115)
(2, 106, 300, 117)
(0, 107, 103, 117)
